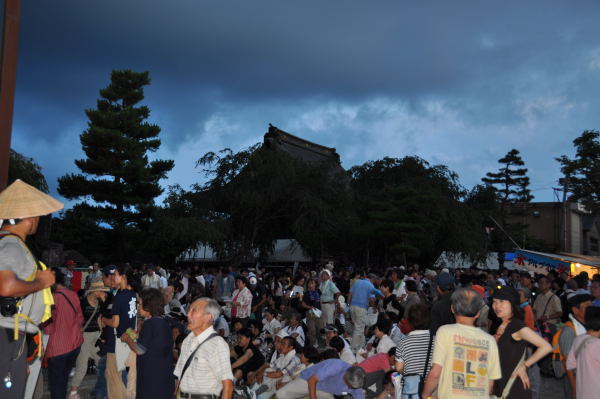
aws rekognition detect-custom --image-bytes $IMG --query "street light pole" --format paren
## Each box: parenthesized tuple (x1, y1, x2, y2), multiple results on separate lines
(0, 0, 21, 190)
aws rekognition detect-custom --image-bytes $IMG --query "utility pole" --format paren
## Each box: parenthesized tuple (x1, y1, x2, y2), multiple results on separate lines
(561, 178, 569, 252)
(0, 0, 21, 189)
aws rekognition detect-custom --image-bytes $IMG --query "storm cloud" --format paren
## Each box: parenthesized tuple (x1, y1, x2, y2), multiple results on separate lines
(11, 0, 600, 202)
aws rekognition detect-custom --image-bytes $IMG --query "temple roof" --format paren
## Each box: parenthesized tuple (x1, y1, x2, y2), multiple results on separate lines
(263, 124, 342, 165)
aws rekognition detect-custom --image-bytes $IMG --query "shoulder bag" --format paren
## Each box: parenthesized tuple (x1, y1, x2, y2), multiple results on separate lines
(490, 349, 526, 399)
(175, 333, 219, 396)
(401, 333, 433, 399)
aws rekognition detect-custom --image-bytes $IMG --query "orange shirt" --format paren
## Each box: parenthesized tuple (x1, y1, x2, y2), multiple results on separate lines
(523, 304, 535, 330)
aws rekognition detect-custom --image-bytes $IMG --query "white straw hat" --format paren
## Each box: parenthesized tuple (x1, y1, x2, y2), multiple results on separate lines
(0, 179, 63, 219)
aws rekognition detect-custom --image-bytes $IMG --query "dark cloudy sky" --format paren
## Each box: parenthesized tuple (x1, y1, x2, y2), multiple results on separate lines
(10, 1, 600, 204)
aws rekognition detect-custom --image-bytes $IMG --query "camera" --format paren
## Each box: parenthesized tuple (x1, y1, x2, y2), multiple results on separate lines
(0, 297, 18, 317)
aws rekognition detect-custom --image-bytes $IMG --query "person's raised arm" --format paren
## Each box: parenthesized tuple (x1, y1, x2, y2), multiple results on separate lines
(513, 326, 551, 389)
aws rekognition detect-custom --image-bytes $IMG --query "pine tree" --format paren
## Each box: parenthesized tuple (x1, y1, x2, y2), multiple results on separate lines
(482, 149, 533, 203)
(58, 70, 174, 259)
(481, 148, 533, 262)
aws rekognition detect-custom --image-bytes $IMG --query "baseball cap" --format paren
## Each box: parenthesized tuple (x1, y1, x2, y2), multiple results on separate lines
(102, 264, 116, 275)
(436, 271, 455, 290)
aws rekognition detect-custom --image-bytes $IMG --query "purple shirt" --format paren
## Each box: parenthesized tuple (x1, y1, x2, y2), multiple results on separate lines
(300, 359, 364, 399)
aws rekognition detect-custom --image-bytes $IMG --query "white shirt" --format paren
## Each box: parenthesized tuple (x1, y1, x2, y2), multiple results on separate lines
(174, 327, 233, 395)
(376, 334, 396, 354)
(158, 275, 168, 289)
(141, 273, 160, 289)
(215, 316, 230, 338)
(263, 318, 282, 336)
(340, 345, 357, 365)
(283, 325, 305, 347)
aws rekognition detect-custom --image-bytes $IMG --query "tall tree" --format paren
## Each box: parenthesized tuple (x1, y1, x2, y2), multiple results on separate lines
(8, 149, 49, 192)
(482, 149, 532, 203)
(57, 70, 173, 260)
(350, 156, 484, 268)
(557, 130, 600, 214)
(481, 149, 533, 260)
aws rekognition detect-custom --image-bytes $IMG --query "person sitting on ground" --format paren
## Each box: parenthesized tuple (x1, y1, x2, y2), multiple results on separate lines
(231, 328, 265, 385)
(252, 336, 301, 398)
(374, 318, 396, 354)
(274, 346, 320, 392)
(262, 308, 282, 339)
(282, 313, 305, 347)
(276, 358, 366, 399)
(566, 306, 600, 399)
(330, 335, 356, 365)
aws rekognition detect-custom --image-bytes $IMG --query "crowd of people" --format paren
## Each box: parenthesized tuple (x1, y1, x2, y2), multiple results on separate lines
(1, 180, 600, 399)
(30, 261, 600, 399)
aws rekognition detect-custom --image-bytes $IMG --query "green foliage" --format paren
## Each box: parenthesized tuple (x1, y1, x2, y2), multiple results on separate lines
(8, 150, 49, 192)
(194, 144, 352, 265)
(350, 157, 486, 267)
(480, 149, 533, 260)
(56, 70, 173, 261)
(557, 130, 600, 214)
(482, 149, 533, 203)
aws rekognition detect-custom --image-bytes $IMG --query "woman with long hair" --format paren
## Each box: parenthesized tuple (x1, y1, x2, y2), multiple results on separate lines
(491, 286, 551, 399)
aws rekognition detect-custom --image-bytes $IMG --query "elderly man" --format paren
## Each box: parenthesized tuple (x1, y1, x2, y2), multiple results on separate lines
(252, 336, 301, 398)
(276, 358, 366, 399)
(422, 288, 501, 399)
(174, 297, 233, 399)
(0, 180, 60, 399)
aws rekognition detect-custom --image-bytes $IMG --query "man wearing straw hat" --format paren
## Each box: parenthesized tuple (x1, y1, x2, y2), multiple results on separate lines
(0, 179, 63, 399)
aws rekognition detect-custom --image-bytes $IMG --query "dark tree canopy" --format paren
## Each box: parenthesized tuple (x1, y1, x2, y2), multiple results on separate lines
(57, 70, 173, 260)
(193, 144, 351, 265)
(482, 149, 533, 203)
(557, 130, 600, 214)
(8, 149, 49, 193)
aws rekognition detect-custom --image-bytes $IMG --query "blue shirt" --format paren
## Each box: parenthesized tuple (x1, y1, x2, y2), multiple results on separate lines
(593, 299, 600, 307)
(350, 279, 383, 309)
(107, 289, 137, 353)
(300, 359, 364, 399)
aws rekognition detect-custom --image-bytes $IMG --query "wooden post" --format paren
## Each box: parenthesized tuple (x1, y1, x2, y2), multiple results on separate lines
(0, 0, 21, 189)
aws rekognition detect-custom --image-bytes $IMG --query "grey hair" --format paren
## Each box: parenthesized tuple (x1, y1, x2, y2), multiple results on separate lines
(451, 287, 484, 317)
(344, 366, 366, 389)
(195, 297, 221, 323)
(518, 287, 531, 300)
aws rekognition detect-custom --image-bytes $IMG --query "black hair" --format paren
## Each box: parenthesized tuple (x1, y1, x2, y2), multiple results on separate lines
(568, 294, 594, 314)
(329, 336, 345, 352)
(387, 347, 396, 357)
(376, 318, 392, 335)
(301, 346, 320, 364)
(320, 348, 339, 360)
(52, 267, 66, 286)
(235, 276, 248, 286)
(585, 306, 600, 331)
(116, 263, 140, 292)
(405, 279, 417, 292)
(407, 302, 430, 330)
(381, 279, 394, 292)
(237, 328, 253, 338)
(282, 336, 297, 351)
(248, 319, 262, 331)
(140, 288, 165, 317)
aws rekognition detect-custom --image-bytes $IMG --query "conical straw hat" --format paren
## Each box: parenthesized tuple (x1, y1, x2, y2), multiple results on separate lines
(0, 179, 64, 219)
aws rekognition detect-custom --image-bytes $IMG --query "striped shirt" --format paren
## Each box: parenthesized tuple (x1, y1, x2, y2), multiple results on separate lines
(174, 327, 234, 395)
(395, 330, 434, 376)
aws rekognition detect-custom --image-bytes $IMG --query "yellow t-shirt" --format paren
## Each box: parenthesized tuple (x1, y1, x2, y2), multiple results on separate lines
(432, 323, 501, 399)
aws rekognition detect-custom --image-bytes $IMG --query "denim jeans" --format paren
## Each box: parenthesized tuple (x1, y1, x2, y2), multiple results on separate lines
(94, 356, 107, 398)
(47, 347, 81, 399)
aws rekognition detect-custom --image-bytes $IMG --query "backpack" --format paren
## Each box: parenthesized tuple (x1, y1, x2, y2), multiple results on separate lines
(539, 321, 574, 378)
